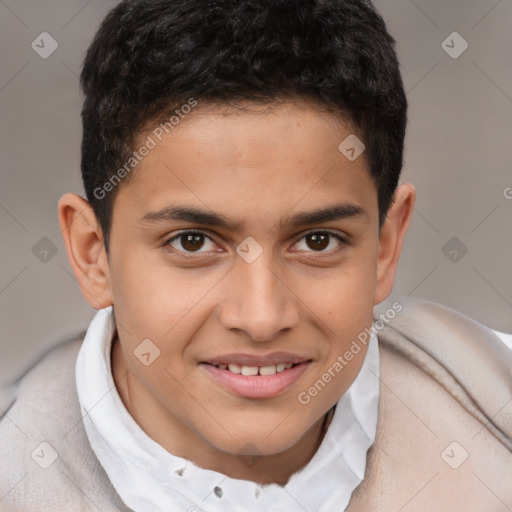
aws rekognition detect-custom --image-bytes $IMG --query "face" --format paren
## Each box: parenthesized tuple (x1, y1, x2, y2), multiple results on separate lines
(66, 99, 412, 479)
(106, 101, 380, 457)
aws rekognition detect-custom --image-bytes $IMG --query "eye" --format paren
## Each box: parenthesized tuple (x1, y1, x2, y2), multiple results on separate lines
(293, 231, 346, 253)
(165, 231, 219, 254)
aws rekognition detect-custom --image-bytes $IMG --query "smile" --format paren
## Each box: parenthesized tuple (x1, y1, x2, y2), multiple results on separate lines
(200, 356, 312, 398)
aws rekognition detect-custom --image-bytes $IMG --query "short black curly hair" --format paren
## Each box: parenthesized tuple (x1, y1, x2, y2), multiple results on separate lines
(80, 0, 407, 251)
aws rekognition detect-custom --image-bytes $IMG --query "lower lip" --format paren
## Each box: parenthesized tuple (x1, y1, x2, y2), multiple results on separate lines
(200, 362, 310, 398)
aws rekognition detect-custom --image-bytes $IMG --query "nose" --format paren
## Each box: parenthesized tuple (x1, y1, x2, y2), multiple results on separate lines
(218, 255, 300, 342)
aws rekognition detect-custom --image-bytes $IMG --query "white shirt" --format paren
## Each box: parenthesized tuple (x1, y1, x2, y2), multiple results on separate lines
(75, 307, 380, 512)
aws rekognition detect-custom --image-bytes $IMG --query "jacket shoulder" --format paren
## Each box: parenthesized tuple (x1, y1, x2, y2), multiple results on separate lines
(348, 298, 512, 511)
(0, 336, 130, 511)
(378, 297, 512, 449)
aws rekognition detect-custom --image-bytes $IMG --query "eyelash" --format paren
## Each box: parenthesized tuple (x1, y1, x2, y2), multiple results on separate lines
(163, 229, 348, 258)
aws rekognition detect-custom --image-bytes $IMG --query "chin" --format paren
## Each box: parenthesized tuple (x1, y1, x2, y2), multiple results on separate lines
(204, 420, 313, 457)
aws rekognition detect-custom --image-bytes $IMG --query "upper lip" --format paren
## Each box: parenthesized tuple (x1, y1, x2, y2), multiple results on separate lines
(203, 352, 312, 367)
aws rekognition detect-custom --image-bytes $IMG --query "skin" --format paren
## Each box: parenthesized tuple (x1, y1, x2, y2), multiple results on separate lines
(58, 100, 415, 485)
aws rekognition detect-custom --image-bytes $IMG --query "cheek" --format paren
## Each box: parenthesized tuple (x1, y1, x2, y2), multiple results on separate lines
(295, 261, 376, 331)
(110, 248, 212, 331)
(293, 262, 376, 394)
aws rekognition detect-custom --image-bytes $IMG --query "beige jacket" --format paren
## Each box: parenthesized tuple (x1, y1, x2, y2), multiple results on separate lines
(1, 298, 511, 511)
(348, 299, 512, 511)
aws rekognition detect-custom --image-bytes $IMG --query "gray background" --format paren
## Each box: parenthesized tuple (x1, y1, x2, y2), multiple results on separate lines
(1, 0, 511, 382)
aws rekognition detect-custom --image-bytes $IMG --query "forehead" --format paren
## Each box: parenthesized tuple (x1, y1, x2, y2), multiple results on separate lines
(113, 100, 378, 231)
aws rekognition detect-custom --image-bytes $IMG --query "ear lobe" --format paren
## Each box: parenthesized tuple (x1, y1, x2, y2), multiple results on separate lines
(374, 183, 416, 305)
(58, 193, 113, 310)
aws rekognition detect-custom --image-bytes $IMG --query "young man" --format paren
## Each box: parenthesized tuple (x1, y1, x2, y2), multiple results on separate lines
(1, 0, 511, 510)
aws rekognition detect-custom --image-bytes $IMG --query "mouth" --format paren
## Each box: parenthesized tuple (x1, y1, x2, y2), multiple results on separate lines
(199, 354, 312, 398)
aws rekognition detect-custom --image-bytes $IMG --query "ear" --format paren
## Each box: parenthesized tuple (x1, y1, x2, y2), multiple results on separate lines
(57, 193, 113, 310)
(373, 183, 416, 305)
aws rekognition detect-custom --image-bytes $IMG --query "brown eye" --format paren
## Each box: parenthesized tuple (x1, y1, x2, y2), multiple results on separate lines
(180, 233, 205, 251)
(305, 233, 330, 251)
(294, 231, 345, 253)
(166, 231, 217, 253)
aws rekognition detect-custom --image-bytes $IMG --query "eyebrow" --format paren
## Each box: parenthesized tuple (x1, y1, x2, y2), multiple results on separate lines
(141, 202, 368, 231)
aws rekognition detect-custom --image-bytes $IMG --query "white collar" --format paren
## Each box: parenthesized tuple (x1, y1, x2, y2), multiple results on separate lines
(76, 307, 380, 512)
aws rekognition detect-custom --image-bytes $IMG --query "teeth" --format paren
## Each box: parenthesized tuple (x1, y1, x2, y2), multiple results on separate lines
(228, 363, 241, 374)
(217, 363, 297, 375)
(259, 365, 277, 376)
(241, 366, 259, 376)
